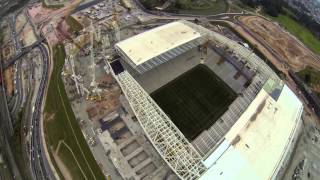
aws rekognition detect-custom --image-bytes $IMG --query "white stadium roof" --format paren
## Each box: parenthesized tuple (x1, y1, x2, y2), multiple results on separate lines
(200, 84, 303, 180)
(113, 20, 303, 179)
(115, 21, 201, 66)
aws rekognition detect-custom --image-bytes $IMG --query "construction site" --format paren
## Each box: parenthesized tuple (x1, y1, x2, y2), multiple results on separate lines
(238, 16, 320, 72)
(3, 0, 320, 179)
(109, 20, 303, 179)
(58, 14, 178, 178)
(57, 13, 305, 179)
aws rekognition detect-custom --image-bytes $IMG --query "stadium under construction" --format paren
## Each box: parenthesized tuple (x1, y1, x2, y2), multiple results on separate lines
(108, 20, 303, 180)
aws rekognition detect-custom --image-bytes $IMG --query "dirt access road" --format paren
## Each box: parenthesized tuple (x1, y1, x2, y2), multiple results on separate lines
(238, 16, 320, 72)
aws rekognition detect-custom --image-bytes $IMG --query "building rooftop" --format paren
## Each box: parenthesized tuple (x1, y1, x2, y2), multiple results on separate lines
(115, 21, 201, 66)
(200, 84, 303, 180)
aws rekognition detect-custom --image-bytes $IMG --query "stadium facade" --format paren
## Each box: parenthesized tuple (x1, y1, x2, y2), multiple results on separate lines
(110, 20, 303, 180)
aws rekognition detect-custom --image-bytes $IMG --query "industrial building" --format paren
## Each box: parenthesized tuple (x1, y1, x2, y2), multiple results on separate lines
(109, 20, 303, 180)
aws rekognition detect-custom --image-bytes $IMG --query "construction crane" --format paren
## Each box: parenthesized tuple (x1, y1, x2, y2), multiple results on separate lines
(64, 43, 90, 98)
(111, 0, 120, 42)
(89, 21, 102, 100)
(101, 34, 111, 74)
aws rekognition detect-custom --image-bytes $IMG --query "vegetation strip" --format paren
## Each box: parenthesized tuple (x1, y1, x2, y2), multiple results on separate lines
(44, 44, 104, 179)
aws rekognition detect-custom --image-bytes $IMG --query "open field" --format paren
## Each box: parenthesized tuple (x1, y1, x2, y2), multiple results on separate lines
(44, 44, 105, 180)
(4, 67, 13, 96)
(65, 16, 83, 34)
(297, 66, 320, 96)
(140, 0, 228, 15)
(57, 143, 86, 180)
(272, 15, 320, 55)
(0, 163, 13, 180)
(169, 0, 228, 15)
(239, 16, 320, 72)
(41, 0, 65, 8)
(151, 64, 236, 140)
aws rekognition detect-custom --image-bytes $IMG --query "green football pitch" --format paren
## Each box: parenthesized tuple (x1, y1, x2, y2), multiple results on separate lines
(151, 64, 237, 140)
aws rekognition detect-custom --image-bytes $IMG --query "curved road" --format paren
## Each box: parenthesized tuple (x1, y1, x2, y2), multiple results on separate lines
(29, 42, 55, 180)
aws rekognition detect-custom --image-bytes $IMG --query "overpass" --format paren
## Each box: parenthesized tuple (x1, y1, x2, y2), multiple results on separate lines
(2, 37, 45, 70)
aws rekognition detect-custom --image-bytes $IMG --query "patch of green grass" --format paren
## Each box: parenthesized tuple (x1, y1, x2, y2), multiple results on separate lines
(232, 0, 256, 12)
(297, 66, 320, 86)
(139, 0, 162, 9)
(41, 0, 64, 8)
(140, 0, 228, 15)
(272, 14, 320, 55)
(0, 164, 13, 180)
(58, 143, 86, 180)
(9, 110, 32, 180)
(44, 44, 105, 180)
(170, 0, 228, 15)
(151, 64, 236, 140)
(297, 66, 320, 97)
(65, 16, 83, 34)
(0, 30, 4, 44)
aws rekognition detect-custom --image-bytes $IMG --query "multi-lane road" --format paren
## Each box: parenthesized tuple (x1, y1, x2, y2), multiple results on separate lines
(28, 42, 54, 180)
(2, 10, 54, 180)
(0, 47, 21, 180)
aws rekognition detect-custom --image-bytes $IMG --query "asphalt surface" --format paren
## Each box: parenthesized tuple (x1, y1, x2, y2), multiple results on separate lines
(9, 13, 24, 124)
(28, 42, 55, 180)
(5, 12, 54, 179)
(0, 50, 21, 180)
(5, 9, 54, 180)
(3, 37, 45, 70)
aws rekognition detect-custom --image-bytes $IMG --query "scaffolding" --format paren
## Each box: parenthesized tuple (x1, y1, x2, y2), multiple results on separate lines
(111, 69, 206, 180)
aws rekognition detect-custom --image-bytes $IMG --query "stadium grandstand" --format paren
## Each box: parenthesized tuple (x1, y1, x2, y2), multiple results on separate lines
(109, 20, 303, 180)
(115, 21, 207, 74)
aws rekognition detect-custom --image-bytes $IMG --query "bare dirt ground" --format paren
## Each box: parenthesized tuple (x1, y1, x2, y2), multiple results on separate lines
(227, 20, 289, 73)
(239, 16, 320, 72)
(27, 1, 80, 25)
(20, 22, 37, 46)
(42, 23, 60, 47)
(1, 43, 14, 97)
(86, 88, 121, 121)
(1, 22, 11, 44)
(44, 112, 55, 123)
(4, 67, 13, 96)
(224, 17, 316, 117)
(16, 12, 27, 33)
(16, 11, 37, 46)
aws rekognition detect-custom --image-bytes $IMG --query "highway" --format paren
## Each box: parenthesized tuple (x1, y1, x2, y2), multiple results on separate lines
(9, 13, 24, 124)
(0, 50, 22, 180)
(6, 13, 54, 179)
(3, 37, 45, 70)
(28, 43, 55, 180)
(5, 10, 54, 180)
